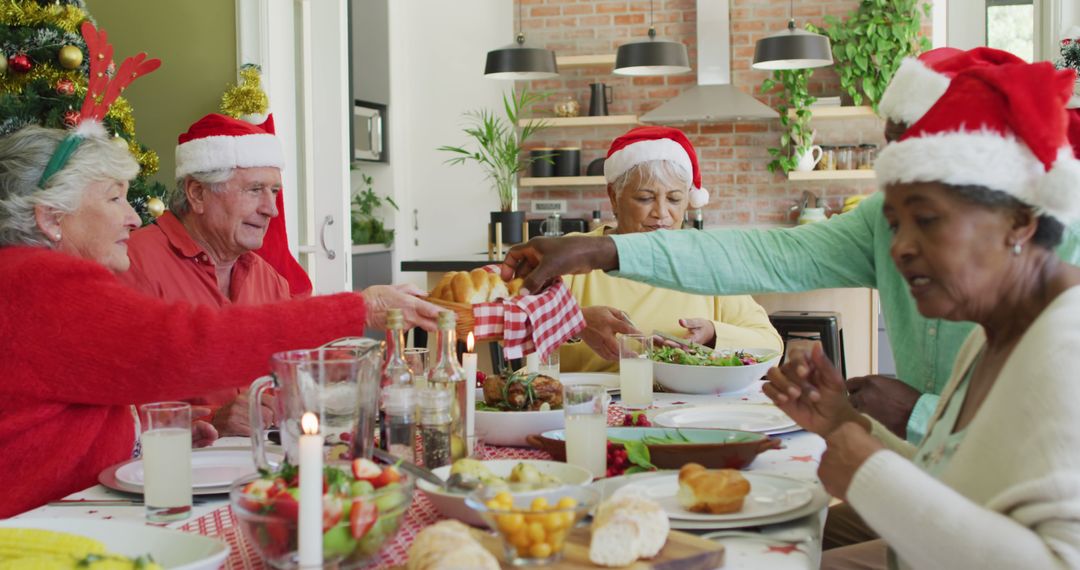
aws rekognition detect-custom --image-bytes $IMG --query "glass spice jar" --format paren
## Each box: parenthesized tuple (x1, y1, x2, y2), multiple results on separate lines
(817, 145, 837, 171)
(837, 145, 857, 170)
(858, 143, 878, 170)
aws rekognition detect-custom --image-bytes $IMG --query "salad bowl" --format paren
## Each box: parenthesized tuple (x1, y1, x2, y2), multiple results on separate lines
(651, 346, 780, 394)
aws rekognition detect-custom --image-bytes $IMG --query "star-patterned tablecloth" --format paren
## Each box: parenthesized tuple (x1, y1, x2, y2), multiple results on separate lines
(16, 382, 827, 569)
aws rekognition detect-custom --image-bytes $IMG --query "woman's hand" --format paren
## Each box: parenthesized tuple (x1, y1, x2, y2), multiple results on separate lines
(500, 236, 619, 294)
(678, 318, 716, 347)
(211, 392, 276, 437)
(191, 406, 219, 448)
(580, 306, 642, 361)
(762, 342, 866, 437)
(818, 422, 884, 501)
(362, 283, 441, 332)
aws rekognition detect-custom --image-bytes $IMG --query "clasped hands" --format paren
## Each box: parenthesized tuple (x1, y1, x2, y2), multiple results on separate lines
(763, 343, 884, 501)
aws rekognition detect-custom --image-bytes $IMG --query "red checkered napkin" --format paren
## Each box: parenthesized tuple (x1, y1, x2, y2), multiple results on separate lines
(471, 265, 585, 361)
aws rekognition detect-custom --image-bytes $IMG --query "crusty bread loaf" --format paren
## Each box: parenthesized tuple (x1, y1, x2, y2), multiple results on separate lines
(677, 463, 751, 514)
(429, 270, 521, 304)
(589, 495, 669, 566)
(406, 520, 498, 570)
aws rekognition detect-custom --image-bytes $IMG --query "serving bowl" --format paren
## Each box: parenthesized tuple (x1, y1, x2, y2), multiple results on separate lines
(652, 348, 780, 394)
(475, 383, 611, 447)
(528, 427, 781, 470)
(417, 459, 593, 526)
(465, 485, 600, 566)
(230, 467, 414, 569)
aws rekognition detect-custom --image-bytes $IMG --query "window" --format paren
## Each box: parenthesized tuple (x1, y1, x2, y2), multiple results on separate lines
(986, 0, 1035, 61)
(947, 0, 1067, 62)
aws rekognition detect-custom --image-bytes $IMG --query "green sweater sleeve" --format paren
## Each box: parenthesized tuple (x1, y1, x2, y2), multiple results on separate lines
(611, 193, 884, 296)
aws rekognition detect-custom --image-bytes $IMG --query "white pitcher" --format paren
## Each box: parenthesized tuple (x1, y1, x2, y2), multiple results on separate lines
(794, 145, 823, 172)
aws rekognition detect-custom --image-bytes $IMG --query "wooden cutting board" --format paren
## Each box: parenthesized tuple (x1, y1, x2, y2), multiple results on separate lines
(464, 526, 724, 569)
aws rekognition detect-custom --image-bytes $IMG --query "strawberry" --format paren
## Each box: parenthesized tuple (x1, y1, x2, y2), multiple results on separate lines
(271, 488, 301, 521)
(370, 465, 402, 489)
(323, 494, 344, 532)
(238, 478, 285, 513)
(351, 458, 382, 481)
(349, 498, 378, 539)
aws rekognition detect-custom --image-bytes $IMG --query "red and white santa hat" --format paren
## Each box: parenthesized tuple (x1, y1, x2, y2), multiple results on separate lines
(876, 62, 1080, 224)
(878, 47, 1024, 126)
(175, 113, 285, 179)
(604, 126, 709, 208)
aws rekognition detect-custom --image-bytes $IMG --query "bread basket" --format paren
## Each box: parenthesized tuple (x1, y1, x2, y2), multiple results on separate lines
(428, 298, 476, 339)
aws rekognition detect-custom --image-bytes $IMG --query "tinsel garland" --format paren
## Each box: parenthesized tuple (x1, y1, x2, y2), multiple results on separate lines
(0, 62, 81, 93)
(220, 64, 268, 118)
(0, 0, 86, 33)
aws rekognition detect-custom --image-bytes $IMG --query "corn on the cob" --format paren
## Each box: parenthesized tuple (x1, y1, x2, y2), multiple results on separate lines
(0, 528, 106, 561)
(0, 553, 163, 569)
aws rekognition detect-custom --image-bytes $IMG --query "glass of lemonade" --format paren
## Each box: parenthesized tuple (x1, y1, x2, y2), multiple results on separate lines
(618, 334, 654, 408)
(563, 384, 608, 478)
(139, 401, 192, 523)
(539, 350, 560, 380)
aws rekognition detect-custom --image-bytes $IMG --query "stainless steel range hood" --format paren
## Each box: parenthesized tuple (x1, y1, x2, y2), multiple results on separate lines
(640, 0, 777, 123)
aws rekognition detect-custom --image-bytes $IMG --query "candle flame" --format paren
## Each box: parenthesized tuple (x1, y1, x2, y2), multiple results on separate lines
(301, 412, 319, 435)
(467, 331, 475, 352)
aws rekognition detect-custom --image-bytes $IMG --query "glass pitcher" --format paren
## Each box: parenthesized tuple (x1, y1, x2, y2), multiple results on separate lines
(249, 338, 384, 470)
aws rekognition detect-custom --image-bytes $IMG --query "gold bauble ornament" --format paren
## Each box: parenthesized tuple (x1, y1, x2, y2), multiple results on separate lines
(58, 45, 83, 70)
(146, 197, 166, 218)
(0, 55, 6, 76)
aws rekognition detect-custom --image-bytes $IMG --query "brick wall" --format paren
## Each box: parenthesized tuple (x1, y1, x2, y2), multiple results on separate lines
(518, 0, 928, 228)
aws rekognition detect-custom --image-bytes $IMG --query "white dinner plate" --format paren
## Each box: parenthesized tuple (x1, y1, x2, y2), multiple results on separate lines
(0, 518, 228, 569)
(100, 446, 282, 496)
(615, 472, 813, 522)
(558, 372, 620, 393)
(652, 404, 799, 434)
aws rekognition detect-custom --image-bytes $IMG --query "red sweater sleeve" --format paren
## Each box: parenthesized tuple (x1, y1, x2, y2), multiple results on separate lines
(0, 247, 368, 405)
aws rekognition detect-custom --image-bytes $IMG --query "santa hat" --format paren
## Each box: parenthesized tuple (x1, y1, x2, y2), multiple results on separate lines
(1068, 109, 1080, 159)
(175, 113, 285, 179)
(604, 126, 708, 208)
(876, 63, 1080, 224)
(878, 47, 1023, 126)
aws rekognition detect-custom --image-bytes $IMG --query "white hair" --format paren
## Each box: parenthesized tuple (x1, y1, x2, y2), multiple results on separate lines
(169, 168, 234, 218)
(0, 125, 139, 248)
(610, 160, 691, 197)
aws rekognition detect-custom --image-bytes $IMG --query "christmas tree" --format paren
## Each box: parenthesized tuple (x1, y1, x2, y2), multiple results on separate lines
(0, 0, 165, 223)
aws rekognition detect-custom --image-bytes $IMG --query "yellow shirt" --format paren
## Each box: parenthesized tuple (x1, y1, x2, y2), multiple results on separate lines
(560, 226, 783, 373)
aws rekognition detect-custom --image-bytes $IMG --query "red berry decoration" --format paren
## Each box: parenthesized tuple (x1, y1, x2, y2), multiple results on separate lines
(56, 79, 75, 95)
(62, 110, 80, 128)
(475, 370, 487, 388)
(9, 53, 31, 74)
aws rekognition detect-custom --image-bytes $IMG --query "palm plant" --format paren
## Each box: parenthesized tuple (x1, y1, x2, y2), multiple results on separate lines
(438, 88, 549, 212)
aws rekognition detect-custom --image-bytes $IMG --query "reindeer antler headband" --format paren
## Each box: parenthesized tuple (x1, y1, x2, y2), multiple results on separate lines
(37, 21, 161, 189)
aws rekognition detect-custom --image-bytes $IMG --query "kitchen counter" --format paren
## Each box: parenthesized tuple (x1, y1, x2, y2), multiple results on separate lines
(400, 253, 500, 273)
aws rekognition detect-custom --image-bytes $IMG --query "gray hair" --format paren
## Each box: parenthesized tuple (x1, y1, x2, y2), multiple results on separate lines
(944, 184, 1064, 250)
(0, 125, 139, 248)
(611, 160, 691, 197)
(169, 169, 234, 218)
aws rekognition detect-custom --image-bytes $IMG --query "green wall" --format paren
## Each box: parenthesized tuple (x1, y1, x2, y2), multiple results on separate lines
(85, 0, 236, 188)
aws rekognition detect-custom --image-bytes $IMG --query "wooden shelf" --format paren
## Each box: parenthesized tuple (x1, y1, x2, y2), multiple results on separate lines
(519, 176, 607, 187)
(788, 106, 877, 119)
(788, 169, 876, 181)
(556, 54, 616, 69)
(519, 115, 638, 128)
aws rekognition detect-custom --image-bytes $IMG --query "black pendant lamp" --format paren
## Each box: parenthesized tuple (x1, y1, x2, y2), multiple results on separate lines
(484, 1, 558, 80)
(614, 0, 690, 76)
(752, 0, 833, 70)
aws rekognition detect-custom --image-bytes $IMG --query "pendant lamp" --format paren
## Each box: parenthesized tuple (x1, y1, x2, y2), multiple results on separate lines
(614, 0, 690, 76)
(752, 0, 833, 70)
(485, 1, 558, 79)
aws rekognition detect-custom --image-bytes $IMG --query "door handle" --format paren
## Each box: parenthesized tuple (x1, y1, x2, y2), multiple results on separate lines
(413, 208, 419, 231)
(319, 214, 336, 260)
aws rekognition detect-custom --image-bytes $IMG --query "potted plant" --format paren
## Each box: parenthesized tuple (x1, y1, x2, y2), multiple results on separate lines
(350, 171, 398, 247)
(761, 68, 817, 174)
(438, 87, 548, 245)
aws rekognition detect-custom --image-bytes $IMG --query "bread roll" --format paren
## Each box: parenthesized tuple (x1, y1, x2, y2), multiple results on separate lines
(429, 270, 519, 303)
(589, 495, 669, 566)
(407, 520, 498, 570)
(677, 463, 751, 514)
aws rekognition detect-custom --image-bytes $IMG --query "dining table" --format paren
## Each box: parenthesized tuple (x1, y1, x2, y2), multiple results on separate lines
(14, 380, 827, 570)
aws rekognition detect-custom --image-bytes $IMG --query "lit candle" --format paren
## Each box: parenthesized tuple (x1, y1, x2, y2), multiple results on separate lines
(298, 412, 323, 568)
(463, 332, 478, 456)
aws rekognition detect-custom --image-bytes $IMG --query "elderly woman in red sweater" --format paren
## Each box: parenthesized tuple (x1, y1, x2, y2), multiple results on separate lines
(0, 124, 440, 517)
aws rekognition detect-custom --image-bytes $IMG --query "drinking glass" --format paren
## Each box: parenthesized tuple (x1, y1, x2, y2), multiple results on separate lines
(618, 334, 653, 409)
(404, 348, 430, 386)
(563, 384, 608, 478)
(539, 350, 560, 380)
(139, 402, 192, 523)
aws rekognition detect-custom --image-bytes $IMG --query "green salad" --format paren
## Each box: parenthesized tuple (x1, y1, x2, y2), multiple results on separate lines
(651, 345, 770, 367)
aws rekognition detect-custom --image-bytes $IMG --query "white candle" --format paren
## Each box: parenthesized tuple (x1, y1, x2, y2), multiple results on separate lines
(298, 412, 323, 568)
(463, 332, 478, 456)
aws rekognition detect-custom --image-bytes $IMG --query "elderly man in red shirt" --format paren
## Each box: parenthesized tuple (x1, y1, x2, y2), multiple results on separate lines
(122, 114, 312, 436)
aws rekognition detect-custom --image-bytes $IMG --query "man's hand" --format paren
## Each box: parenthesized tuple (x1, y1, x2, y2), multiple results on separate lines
(362, 283, 441, 332)
(580, 306, 642, 361)
(500, 236, 619, 294)
(678, 318, 716, 347)
(211, 392, 276, 437)
(818, 422, 884, 501)
(762, 342, 866, 437)
(845, 375, 921, 438)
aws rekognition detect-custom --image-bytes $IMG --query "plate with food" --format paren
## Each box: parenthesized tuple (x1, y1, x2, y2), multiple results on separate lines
(651, 345, 780, 395)
(475, 369, 568, 446)
(0, 518, 228, 570)
(651, 404, 799, 435)
(615, 464, 813, 524)
(417, 459, 593, 526)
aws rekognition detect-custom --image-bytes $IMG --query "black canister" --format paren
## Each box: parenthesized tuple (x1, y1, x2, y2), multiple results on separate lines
(530, 148, 555, 177)
(554, 147, 580, 177)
